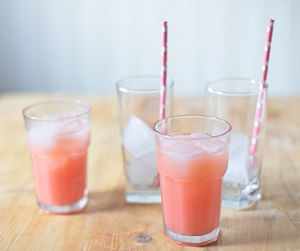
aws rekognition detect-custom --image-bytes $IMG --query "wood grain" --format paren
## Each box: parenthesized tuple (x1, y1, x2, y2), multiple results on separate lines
(0, 94, 299, 251)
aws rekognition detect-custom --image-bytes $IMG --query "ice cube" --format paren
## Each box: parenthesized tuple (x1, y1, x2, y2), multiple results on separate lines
(126, 150, 157, 188)
(27, 123, 58, 143)
(26, 126, 56, 153)
(159, 132, 226, 158)
(194, 138, 225, 155)
(190, 132, 211, 138)
(224, 132, 250, 185)
(122, 116, 155, 158)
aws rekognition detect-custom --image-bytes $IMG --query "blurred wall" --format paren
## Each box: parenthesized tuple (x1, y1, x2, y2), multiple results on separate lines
(0, 0, 299, 96)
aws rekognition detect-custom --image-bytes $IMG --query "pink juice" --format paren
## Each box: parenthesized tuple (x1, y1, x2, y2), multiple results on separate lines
(27, 120, 90, 208)
(156, 133, 229, 245)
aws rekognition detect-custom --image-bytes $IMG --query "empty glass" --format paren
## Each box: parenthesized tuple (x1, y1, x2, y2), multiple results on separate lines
(205, 78, 267, 209)
(116, 76, 174, 203)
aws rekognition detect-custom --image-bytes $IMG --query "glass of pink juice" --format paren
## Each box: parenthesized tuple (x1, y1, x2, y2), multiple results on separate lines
(23, 100, 91, 214)
(153, 115, 231, 246)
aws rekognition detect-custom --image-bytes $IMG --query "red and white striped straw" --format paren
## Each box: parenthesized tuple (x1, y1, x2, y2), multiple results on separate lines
(250, 19, 274, 159)
(160, 21, 168, 120)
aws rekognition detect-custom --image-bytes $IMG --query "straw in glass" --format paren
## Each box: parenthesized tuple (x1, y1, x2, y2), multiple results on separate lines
(250, 19, 274, 161)
(160, 21, 168, 120)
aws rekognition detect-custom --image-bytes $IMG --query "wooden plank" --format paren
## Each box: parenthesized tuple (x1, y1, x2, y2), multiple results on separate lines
(0, 94, 299, 250)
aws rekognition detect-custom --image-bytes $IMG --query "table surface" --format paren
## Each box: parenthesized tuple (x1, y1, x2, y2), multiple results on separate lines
(0, 94, 299, 251)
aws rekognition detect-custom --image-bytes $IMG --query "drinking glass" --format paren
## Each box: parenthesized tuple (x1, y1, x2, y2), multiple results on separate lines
(154, 115, 231, 246)
(116, 76, 174, 203)
(205, 78, 267, 209)
(23, 100, 91, 214)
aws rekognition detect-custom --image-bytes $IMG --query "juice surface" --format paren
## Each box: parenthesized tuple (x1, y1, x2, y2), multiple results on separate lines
(27, 120, 90, 206)
(156, 134, 229, 236)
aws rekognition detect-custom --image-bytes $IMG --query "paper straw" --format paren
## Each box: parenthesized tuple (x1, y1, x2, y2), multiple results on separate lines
(250, 19, 274, 159)
(160, 21, 168, 120)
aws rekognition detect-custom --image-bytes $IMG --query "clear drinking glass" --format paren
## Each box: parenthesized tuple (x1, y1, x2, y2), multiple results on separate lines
(205, 78, 267, 209)
(116, 76, 174, 203)
(23, 100, 91, 214)
(153, 115, 231, 246)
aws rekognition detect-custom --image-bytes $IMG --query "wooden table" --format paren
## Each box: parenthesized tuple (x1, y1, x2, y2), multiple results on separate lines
(0, 94, 299, 250)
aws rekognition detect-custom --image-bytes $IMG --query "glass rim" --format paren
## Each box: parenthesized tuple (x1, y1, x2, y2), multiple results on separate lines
(23, 100, 91, 121)
(153, 115, 232, 141)
(116, 75, 174, 94)
(205, 77, 268, 96)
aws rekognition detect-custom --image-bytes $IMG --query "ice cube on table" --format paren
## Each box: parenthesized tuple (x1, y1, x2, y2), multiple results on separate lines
(126, 150, 157, 189)
(224, 132, 250, 185)
(122, 116, 155, 158)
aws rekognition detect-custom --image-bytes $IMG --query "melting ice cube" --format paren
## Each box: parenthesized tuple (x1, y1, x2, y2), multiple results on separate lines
(224, 132, 250, 185)
(122, 116, 155, 158)
(126, 150, 157, 189)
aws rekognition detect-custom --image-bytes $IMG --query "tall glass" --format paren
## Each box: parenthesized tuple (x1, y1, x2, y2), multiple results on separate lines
(116, 76, 174, 203)
(23, 100, 91, 214)
(205, 78, 267, 209)
(154, 115, 231, 246)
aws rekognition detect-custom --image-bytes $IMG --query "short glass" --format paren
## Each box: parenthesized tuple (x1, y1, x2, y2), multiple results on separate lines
(23, 100, 91, 214)
(116, 76, 174, 203)
(205, 78, 267, 209)
(153, 115, 231, 246)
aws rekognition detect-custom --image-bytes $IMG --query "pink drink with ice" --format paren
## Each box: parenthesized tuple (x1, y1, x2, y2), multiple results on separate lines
(27, 120, 90, 209)
(23, 101, 91, 214)
(157, 133, 228, 240)
(154, 115, 231, 246)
